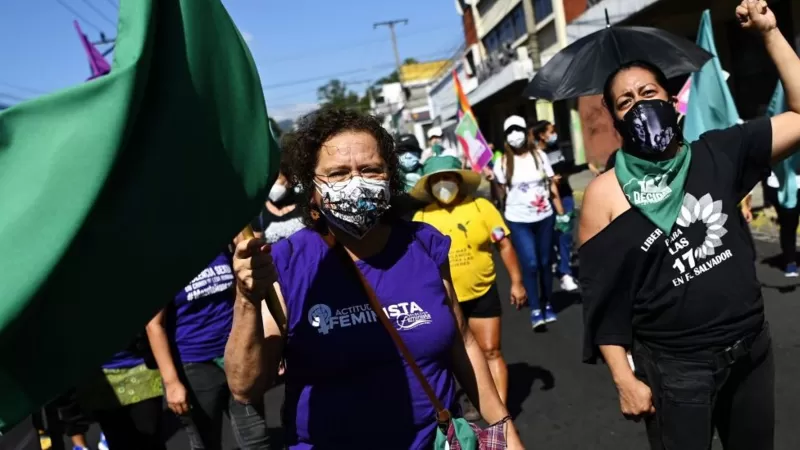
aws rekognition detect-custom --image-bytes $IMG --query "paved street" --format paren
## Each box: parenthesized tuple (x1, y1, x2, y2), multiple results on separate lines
(4, 236, 798, 450)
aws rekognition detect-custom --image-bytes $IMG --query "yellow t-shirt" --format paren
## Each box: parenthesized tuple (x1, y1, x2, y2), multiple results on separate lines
(413, 197, 510, 302)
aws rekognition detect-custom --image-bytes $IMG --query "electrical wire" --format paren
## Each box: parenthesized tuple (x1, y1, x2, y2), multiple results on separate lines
(0, 81, 45, 96)
(266, 24, 462, 64)
(81, 0, 117, 26)
(262, 48, 456, 91)
(54, 0, 103, 33)
(103, 0, 117, 8)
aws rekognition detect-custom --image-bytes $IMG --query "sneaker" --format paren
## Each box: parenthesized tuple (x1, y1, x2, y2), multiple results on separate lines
(544, 305, 558, 323)
(98, 432, 109, 450)
(560, 274, 579, 292)
(786, 263, 798, 278)
(38, 431, 52, 450)
(531, 310, 546, 330)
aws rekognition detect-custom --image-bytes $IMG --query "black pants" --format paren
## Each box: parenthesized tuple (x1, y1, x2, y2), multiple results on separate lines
(632, 324, 774, 450)
(776, 204, 799, 266)
(29, 389, 91, 450)
(94, 397, 165, 450)
(173, 361, 270, 450)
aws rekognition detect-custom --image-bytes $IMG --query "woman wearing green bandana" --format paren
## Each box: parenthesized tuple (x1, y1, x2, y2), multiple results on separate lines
(579, 2, 800, 449)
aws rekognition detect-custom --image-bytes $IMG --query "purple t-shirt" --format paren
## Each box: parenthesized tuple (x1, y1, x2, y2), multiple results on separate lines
(272, 222, 459, 449)
(102, 348, 144, 370)
(168, 251, 235, 363)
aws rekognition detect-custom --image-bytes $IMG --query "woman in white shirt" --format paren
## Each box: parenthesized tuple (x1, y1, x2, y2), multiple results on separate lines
(493, 115, 565, 330)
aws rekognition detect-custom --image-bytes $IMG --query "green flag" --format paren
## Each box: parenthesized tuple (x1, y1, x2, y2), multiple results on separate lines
(0, 0, 278, 431)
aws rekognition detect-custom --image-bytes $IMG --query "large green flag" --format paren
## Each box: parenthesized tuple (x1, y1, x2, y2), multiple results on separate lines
(0, 0, 277, 431)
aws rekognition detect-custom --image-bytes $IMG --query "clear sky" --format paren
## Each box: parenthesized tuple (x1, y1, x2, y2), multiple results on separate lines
(0, 0, 464, 120)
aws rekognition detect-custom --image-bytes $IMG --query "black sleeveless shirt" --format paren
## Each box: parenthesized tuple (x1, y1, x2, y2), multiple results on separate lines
(581, 118, 772, 362)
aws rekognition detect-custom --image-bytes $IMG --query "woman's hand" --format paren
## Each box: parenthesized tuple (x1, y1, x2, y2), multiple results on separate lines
(510, 282, 527, 310)
(233, 238, 277, 303)
(736, 0, 776, 34)
(616, 376, 656, 418)
(741, 205, 754, 223)
(165, 379, 190, 416)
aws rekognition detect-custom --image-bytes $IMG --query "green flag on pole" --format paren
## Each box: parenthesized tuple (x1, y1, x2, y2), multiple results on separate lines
(0, 0, 278, 431)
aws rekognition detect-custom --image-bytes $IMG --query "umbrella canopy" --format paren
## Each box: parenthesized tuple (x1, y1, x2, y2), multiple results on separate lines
(524, 26, 712, 101)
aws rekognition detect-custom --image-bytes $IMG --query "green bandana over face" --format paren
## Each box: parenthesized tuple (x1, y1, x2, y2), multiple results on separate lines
(615, 144, 692, 234)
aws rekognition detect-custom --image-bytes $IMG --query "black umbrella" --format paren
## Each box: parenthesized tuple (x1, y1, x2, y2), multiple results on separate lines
(524, 17, 712, 101)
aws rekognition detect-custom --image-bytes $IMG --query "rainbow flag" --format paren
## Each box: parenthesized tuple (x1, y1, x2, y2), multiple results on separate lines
(453, 71, 492, 171)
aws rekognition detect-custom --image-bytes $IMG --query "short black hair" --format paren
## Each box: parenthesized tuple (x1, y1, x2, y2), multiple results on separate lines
(602, 60, 670, 117)
(530, 120, 552, 142)
(286, 106, 403, 227)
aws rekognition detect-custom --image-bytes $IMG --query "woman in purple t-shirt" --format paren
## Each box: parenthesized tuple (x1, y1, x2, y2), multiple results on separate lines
(224, 108, 524, 449)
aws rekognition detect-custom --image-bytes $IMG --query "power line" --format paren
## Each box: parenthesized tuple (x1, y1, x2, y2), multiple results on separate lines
(0, 81, 45, 96)
(262, 67, 383, 90)
(265, 25, 461, 64)
(81, 0, 117, 26)
(0, 92, 28, 102)
(55, 0, 103, 33)
(103, 0, 117, 8)
(261, 48, 456, 91)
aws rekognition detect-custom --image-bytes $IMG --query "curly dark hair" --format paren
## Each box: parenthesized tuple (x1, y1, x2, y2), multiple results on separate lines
(286, 106, 403, 228)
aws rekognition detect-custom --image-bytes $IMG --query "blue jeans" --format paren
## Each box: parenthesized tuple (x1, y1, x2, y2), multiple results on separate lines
(555, 196, 575, 276)
(507, 214, 555, 314)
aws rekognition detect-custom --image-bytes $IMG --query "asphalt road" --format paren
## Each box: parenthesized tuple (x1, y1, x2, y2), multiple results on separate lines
(5, 238, 800, 450)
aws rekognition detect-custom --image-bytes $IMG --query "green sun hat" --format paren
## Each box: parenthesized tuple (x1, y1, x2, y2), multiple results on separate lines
(410, 155, 482, 202)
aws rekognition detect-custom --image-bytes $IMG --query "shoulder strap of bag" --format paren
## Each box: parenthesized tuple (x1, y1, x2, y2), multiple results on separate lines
(327, 237, 451, 425)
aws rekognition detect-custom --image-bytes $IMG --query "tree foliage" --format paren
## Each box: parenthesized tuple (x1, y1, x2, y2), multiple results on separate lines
(316, 79, 370, 111)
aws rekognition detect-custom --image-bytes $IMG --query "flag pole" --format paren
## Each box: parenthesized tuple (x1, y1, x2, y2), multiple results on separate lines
(241, 224, 288, 336)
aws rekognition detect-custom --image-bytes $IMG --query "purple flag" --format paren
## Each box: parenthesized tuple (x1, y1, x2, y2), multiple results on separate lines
(73, 20, 111, 80)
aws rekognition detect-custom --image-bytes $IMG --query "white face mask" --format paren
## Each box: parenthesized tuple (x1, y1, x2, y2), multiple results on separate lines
(432, 180, 459, 205)
(268, 183, 287, 203)
(507, 131, 526, 149)
(313, 176, 391, 239)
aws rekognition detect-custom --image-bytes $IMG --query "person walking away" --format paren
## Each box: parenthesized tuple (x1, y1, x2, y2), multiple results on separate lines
(765, 167, 800, 276)
(224, 108, 524, 449)
(146, 250, 269, 450)
(411, 155, 528, 409)
(78, 335, 166, 450)
(580, 3, 800, 448)
(494, 115, 566, 330)
(530, 120, 579, 292)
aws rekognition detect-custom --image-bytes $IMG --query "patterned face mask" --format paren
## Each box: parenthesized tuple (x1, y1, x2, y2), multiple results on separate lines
(314, 176, 391, 239)
(619, 99, 679, 154)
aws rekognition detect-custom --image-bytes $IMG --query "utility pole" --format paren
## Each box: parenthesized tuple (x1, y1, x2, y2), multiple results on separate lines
(373, 19, 408, 134)
(373, 19, 408, 85)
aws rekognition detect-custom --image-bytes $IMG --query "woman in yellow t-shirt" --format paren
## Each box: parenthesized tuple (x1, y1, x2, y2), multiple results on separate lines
(411, 155, 527, 405)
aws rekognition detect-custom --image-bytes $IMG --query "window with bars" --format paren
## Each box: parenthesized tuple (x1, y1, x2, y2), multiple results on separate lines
(481, 3, 528, 58)
(534, 0, 554, 22)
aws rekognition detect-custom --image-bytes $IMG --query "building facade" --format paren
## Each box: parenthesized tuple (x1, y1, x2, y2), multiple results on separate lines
(371, 60, 451, 146)
(570, 0, 800, 167)
(427, 0, 586, 164)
